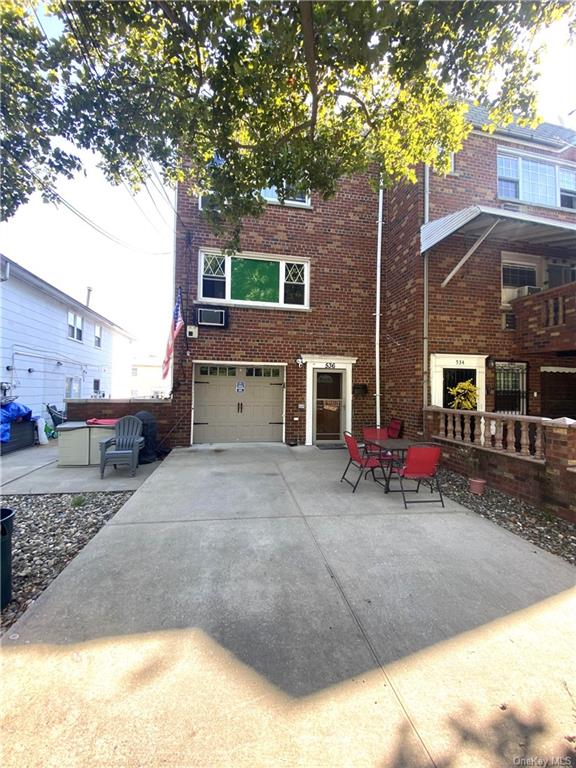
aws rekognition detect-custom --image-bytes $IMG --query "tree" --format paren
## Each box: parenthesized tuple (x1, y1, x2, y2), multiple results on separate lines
(2, 0, 574, 233)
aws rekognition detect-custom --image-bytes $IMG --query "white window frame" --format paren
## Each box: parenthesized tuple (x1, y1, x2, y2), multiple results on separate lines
(65, 376, 81, 399)
(94, 324, 102, 348)
(198, 188, 311, 211)
(67, 311, 83, 342)
(198, 248, 310, 310)
(497, 148, 576, 211)
(260, 186, 311, 208)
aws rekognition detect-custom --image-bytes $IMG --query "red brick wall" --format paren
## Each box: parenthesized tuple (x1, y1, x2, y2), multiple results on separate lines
(382, 174, 424, 437)
(173, 172, 380, 445)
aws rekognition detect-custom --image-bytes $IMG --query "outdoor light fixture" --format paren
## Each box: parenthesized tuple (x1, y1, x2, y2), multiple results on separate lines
(27, 368, 34, 373)
(5, 366, 13, 371)
(56, 361, 63, 367)
(295, 355, 304, 368)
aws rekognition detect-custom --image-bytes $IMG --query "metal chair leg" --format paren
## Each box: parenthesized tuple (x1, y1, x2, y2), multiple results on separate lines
(399, 476, 408, 509)
(341, 459, 353, 483)
(436, 475, 445, 507)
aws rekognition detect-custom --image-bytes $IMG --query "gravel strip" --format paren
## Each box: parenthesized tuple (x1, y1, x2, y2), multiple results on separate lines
(1, 492, 132, 634)
(439, 468, 576, 565)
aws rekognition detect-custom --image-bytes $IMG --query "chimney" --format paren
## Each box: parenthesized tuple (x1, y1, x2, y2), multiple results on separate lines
(86, 286, 93, 307)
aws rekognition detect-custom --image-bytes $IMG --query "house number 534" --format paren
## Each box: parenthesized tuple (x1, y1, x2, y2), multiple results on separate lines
(325, 362, 336, 369)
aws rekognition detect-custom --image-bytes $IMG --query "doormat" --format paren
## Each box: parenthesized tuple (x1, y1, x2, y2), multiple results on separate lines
(316, 444, 345, 450)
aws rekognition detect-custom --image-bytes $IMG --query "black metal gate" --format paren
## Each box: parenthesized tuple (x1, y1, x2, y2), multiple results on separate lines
(494, 362, 527, 415)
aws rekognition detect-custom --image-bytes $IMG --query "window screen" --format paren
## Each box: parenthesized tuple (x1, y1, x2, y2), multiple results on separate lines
(502, 265, 537, 288)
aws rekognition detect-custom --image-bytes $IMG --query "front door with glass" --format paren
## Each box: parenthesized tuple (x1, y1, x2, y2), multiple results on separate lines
(315, 371, 343, 441)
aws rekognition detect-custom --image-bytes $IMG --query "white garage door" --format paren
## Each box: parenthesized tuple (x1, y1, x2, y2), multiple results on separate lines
(193, 364, 285, 443)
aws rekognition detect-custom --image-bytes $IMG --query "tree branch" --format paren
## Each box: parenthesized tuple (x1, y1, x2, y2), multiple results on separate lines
(299, 1, 318, 140)
(333, 89, 376, 128)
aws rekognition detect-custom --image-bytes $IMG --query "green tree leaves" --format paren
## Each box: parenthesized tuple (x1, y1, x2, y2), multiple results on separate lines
(1, 1, 573, 227)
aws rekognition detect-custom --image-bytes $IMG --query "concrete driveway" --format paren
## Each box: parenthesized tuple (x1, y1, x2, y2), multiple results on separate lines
(2, 444, 574, 768)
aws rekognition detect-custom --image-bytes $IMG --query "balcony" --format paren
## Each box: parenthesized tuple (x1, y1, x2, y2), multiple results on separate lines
(511, 281, 576, 353)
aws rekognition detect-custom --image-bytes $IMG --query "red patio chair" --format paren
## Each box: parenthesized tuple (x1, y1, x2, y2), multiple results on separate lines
(387, 418, 403, 439)
(391, 445, 444, 509)
(361, 426, 392, 472)
(341, 431, 389, 493)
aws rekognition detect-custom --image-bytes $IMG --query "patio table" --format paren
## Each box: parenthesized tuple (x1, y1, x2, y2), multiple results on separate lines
(365, 438, 418, 492)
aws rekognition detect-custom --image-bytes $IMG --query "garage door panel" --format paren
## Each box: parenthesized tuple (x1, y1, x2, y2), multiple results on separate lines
(193, 365, 284, 443)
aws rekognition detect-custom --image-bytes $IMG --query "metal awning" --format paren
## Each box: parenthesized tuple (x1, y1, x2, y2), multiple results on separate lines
(421, 205, 576, 255)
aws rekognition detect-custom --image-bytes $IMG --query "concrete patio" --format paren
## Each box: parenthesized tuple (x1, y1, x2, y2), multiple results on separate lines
(1, 444, 574, 767)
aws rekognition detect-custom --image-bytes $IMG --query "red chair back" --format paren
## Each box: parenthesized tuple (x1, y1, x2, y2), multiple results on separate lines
(387, 418, 403, 439)
(403, 445, 441, 478)
(362, 426, 388, 443)
(344, 431, 363, 463)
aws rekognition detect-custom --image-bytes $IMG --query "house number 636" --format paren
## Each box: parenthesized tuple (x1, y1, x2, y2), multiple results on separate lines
(325, 362, 336, 369)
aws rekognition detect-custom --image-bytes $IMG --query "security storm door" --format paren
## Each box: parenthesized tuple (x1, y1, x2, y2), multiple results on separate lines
(494, 362, 527, 415)
(315, 371, 343, 441)
(193, 364, 284, 443)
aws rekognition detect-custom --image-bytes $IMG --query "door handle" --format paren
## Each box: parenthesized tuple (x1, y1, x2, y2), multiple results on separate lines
(240, 402, 243, 414)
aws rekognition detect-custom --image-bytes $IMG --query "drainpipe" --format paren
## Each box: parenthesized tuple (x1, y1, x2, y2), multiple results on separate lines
(422, 165, 430, 415)
(375, 179, 384, 428)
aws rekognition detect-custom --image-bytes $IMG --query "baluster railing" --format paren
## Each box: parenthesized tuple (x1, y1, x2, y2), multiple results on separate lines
(424, 406, 549, 463)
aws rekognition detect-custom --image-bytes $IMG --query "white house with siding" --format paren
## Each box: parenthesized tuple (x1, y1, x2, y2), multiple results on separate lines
(0, 254, 133, 418)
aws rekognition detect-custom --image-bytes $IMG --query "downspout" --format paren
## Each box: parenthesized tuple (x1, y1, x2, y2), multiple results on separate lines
(422, 164, 430, 418)
(375, 179, 384, 428)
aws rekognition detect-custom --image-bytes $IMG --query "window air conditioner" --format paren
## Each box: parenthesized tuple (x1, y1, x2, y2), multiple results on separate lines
(195, 306, 229, 328)
(516, 286, 541, 298)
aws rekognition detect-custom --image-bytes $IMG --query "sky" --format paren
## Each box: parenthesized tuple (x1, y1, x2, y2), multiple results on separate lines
(0, 15, 575, 361)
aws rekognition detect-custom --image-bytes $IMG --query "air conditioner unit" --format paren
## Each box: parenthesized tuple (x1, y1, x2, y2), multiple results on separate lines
(516, 286, 541, 298)
(195, 306, 229, 328)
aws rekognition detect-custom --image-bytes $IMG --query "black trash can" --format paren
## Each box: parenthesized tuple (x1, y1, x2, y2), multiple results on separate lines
(1, 508, 15, 610)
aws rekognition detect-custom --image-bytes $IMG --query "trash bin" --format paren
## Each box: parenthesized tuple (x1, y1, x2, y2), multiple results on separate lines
(1, 508, 15, 610)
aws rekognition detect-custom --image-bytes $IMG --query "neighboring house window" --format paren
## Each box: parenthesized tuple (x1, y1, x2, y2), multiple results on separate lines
(497, 153, 576, 209)
(199, 250, 309, 308)
(65, 377, 81, 399)
(93, 379, 101, 393)
(67, 311, 83, 341)
(94, 324, 102, 348)
(501, 253, 541, 306)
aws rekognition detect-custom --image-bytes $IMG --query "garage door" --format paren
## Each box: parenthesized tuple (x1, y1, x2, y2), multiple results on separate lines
(193, 364, 284, 443)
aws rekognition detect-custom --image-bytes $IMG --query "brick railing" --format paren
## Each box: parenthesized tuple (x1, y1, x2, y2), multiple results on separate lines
(424, 406, 576, 522)
(425, 406, 545, 461)
(512, 281, 576, 354)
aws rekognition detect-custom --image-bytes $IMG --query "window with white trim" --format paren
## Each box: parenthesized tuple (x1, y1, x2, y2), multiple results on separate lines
(65, 377, 81, 398)
(199, 251, 309, 308)
(261, 186, 310, 207)
(497, 153, 576, 210)
(94, 324, 102, 348)
(67, 311, 83, 341)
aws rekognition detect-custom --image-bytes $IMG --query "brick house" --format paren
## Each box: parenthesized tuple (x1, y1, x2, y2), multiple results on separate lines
(171, 173, 380, 446)
(383, 105, 576, 438)
(169, 107, 575, 448)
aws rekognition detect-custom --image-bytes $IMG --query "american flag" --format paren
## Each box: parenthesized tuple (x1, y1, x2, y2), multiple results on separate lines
(162, 289, 185, 379)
